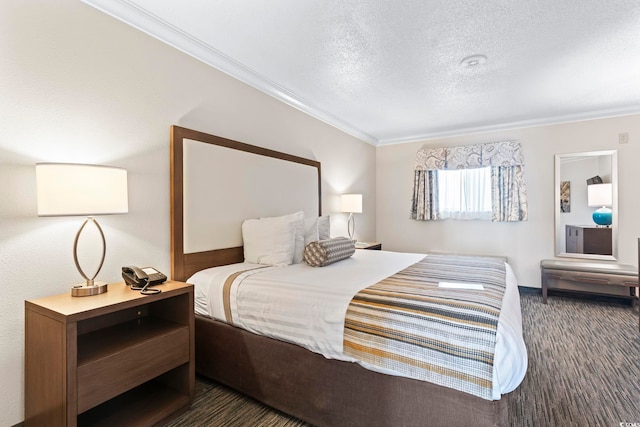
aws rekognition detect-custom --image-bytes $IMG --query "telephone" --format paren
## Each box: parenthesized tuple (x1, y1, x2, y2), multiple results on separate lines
(122, 266, 167, 295)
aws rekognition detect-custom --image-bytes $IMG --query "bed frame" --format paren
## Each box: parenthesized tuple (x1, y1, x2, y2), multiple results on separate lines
(170, 125, 508, 427)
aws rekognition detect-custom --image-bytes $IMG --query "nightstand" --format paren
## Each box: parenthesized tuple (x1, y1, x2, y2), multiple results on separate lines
(25, 281, 194, 427)
(355, 242, 382, 250)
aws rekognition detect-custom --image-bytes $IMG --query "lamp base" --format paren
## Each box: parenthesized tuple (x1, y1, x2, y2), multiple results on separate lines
(347, 213, 356, 241)
(71, 281, 108, 297)
(592, 207, 612, 227)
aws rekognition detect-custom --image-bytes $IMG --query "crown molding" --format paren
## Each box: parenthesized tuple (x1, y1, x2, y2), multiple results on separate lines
(376, 106, 640, 146)
(82, 0, 379, 146)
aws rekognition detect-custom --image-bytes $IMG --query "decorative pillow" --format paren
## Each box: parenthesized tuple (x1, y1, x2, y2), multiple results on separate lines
(303, 215, 331, 247)
(242, 211, 303, 266)
(304, 236, 355, 267)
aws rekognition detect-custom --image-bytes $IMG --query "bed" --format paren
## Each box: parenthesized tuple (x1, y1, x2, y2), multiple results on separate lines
(169, 125, 527, 427)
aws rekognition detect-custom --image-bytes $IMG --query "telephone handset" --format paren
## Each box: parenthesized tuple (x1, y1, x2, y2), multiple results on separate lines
(122, 266, 167, 295)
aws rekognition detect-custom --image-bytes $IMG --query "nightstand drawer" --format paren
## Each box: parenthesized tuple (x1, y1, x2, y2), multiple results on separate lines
(77, 319, 189, 413)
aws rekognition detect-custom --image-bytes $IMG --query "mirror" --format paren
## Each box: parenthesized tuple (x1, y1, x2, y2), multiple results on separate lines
(555, 150, 618, 260)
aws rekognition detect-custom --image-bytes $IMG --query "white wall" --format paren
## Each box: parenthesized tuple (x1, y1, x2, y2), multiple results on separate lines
(376, 114, 640, 287)
(0, 1, 375, 424)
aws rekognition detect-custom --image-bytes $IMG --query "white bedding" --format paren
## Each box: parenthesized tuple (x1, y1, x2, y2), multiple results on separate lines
(190, 250, 527, 400)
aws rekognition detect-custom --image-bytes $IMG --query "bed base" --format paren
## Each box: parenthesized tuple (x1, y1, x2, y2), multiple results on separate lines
(195, 315, 508, 427)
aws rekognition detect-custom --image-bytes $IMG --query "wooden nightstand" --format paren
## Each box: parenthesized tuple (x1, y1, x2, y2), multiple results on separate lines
(355, 242, 382, 250)
(25, 281, 194, 427)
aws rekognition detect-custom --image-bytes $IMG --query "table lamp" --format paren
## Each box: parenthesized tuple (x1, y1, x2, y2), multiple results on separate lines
(341, 194, 362, 240)
(36, 163, 129, 296)
(587, 183, 612, 227)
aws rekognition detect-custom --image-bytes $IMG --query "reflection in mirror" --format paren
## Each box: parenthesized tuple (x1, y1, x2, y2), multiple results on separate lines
(555, 150, 618, 260)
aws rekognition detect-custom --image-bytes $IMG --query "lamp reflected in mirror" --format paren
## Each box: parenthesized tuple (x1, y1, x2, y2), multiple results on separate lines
(587, 183, 612, 227)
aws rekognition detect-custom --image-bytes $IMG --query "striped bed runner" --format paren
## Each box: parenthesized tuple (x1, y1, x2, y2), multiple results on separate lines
(343, 254, 507, 400)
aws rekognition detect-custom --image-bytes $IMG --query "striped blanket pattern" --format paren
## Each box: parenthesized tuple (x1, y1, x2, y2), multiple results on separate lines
(343, 254, 507, 400)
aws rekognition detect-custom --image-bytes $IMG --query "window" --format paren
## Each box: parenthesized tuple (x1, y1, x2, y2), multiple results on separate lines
(436, 167, 491, 220)
(411, 141, 528, 222)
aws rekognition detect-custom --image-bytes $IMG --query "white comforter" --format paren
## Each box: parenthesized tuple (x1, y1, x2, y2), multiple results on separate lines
(189, 250, 527, 400)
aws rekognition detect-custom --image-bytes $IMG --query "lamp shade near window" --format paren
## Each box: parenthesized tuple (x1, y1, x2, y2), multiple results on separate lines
(587, 183, 612, 226)
(340, 194, 362, 240)
(36, 163, 129, 296)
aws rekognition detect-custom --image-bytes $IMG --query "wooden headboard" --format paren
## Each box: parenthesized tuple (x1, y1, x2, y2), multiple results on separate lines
(170, 126, 322, 281)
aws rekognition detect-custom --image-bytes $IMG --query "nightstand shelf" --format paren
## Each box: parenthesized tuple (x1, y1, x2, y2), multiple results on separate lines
(77, 377, 190, 427)
(355, 242, 382, 250)
(25, 281, 194, 427)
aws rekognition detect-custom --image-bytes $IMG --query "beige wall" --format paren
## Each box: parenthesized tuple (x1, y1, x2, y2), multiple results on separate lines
(376, 115, 640, 286)
(0, 1, 375, 424)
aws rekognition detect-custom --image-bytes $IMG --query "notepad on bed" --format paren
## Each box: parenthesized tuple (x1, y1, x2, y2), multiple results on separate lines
(438, 281, 485, 290)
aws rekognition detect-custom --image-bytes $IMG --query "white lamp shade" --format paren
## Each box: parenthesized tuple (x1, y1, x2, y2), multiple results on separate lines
(36, 163, 129, 216)
(341, 194, 363, 213)
(587, 183, 612, 207)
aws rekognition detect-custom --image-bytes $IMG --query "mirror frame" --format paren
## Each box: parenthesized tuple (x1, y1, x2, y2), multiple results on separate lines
(554, 150, 618, 261)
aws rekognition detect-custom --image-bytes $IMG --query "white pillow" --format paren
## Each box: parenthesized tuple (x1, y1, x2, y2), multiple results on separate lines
(304, 215, 331, 247)
(318, 215, 330, 240)
(289, 211, 305, 264)
(242, 211, 304, 266)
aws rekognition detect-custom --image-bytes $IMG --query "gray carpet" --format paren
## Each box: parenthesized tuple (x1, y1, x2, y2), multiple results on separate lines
(166, 291, 640, 426)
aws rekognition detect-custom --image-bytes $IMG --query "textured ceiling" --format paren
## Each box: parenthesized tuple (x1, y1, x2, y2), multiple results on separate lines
(83, 0, 640, 145)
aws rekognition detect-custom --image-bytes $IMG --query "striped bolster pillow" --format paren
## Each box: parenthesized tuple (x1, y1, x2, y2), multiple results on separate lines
(304, 237, 356, 267)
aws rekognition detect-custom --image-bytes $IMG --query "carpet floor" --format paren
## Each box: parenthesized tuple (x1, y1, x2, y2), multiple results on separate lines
(165, 290, 640, 427)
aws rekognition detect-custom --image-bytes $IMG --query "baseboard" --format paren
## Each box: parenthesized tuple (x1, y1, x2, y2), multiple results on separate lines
(518, 285, 540, 294)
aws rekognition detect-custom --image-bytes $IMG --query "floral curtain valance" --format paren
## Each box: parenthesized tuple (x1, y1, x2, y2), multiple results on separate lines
(415, 140, 524, 171)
